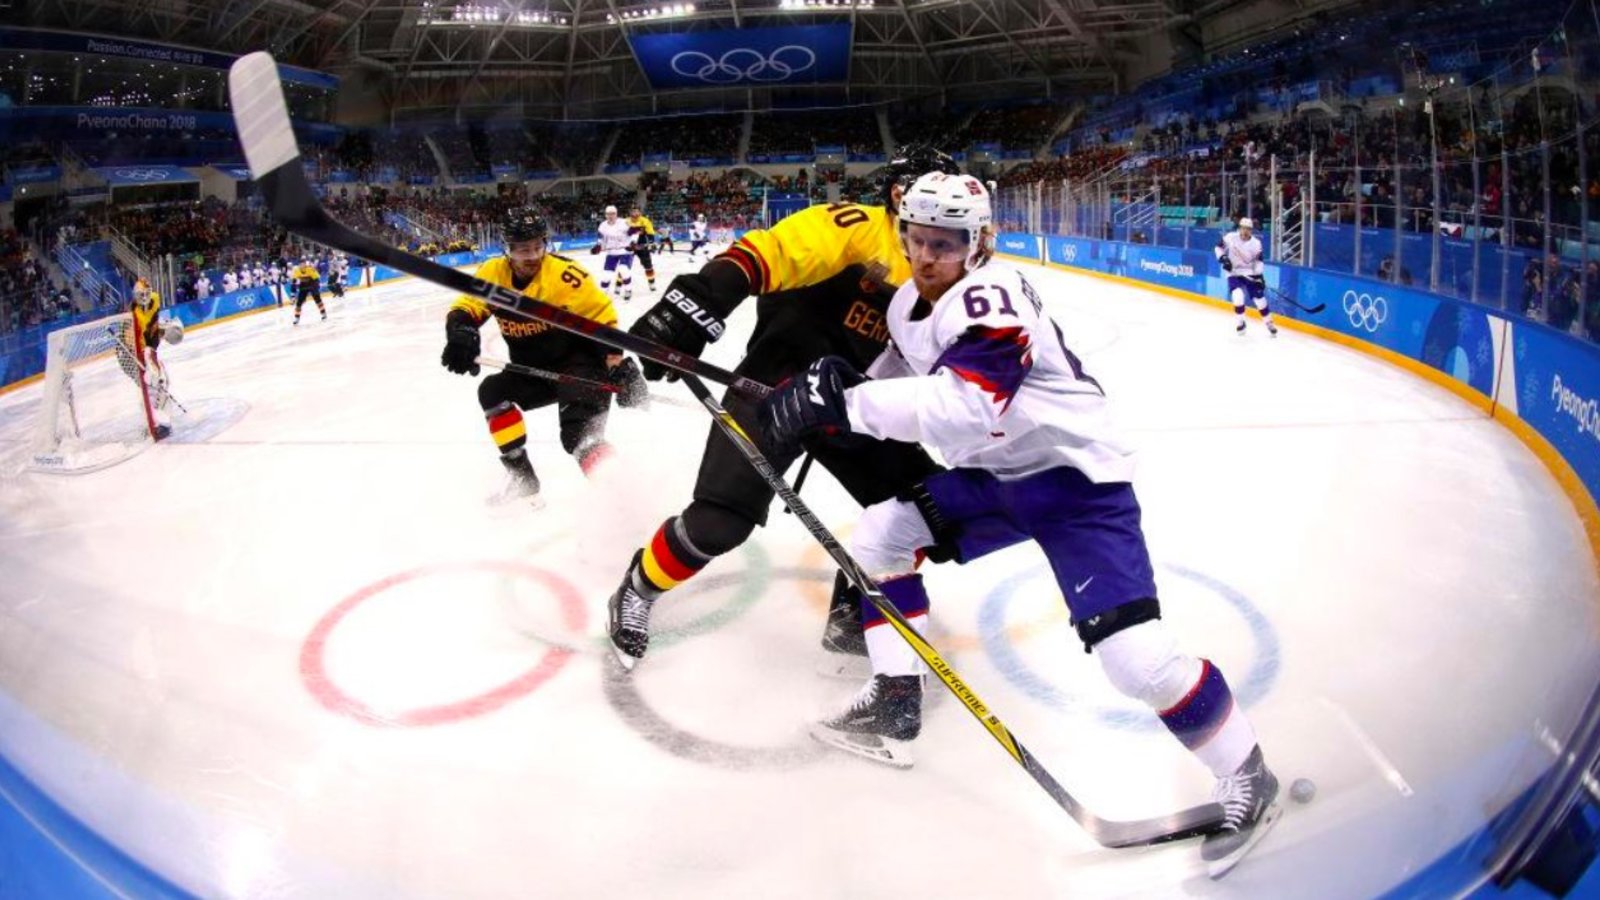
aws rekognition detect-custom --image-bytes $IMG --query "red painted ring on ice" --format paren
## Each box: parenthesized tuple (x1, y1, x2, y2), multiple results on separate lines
(300, 560, 586, 726)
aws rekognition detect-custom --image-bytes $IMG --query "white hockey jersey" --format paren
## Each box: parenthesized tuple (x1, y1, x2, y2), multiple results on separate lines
(221, 272, 239, 293)
(598, 219, 633, 255)
(1215, 231, 1264, 277)
(195, 276, 212, 299)
(239, 268, 255, 289)
(691, 221, 709, 240)
(844, 261, 1136, 483)
(253, 264, 267, 285)
(269, 263, 283, 284)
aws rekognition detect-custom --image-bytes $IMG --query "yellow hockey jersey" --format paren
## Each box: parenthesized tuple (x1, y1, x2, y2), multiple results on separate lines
(721, 203, 908, 297)
(292, 263, 320, 286)
(451, 254, 617, 366)
(130, 290, 163, 348)
(627, 214, 656, 238)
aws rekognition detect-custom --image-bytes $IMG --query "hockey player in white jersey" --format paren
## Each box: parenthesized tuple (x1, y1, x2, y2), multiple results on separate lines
(1215, 218, 1277, 336)
(195, 272, 212, 300)
(268, 259, 285, 305)
(221, 269, 239, 294)
(689, 214, 710, 261)
(593, 205, 635, 301)
(252, 260, 267, 290)
(760, 172, 1280, 878)
(330, 251, 350, 297)
(238, 265, 255, 290)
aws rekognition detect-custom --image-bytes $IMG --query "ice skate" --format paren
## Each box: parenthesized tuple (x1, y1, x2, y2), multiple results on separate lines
(488, 466, 542, 508)
(1201, 745, 1282, 878)
(1267, 322, 1278, 337)
(607, 550, 657, 670)
(1235, 321, 1246, 336)
(817, 577, 870, 680)
(810, 674, 922, 768)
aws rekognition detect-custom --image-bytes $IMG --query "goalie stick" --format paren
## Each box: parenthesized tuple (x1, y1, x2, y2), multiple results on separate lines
(229, 51, 1225, 848)
(107, 325, 187, 414)
(1267, 286, 1325, 315)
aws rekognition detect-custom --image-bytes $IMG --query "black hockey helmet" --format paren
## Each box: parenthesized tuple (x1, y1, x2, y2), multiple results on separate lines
(880, 143, 961, 212)
(503, 207, 549, 244)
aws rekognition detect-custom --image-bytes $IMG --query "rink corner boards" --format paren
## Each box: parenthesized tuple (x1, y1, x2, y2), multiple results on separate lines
(995, 246, 1600, 582)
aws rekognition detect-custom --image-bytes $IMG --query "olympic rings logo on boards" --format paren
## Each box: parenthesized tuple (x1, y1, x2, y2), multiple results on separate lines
(669, 46, 816, 83)
(1342, 289, 1388, 332)
(112, 168, 172, 182)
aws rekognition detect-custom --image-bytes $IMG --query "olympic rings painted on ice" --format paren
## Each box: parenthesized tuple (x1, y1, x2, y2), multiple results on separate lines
(603, 564, 837, 771)
(977, 562, 1280, 730)
(300, 559, 586, 727)
(669, 45, 816, 84)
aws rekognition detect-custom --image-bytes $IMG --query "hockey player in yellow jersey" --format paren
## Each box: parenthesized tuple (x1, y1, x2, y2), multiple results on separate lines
(627, 207, 659, 293)
(290, 259, 326, 324)
(441, 208, 649, 503)
(607, 145, 960, 670)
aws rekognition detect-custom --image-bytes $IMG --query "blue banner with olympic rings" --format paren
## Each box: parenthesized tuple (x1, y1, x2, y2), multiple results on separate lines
(629, 25, 852, 89)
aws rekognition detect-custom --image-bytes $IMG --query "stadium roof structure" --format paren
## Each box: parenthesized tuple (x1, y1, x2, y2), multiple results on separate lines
(15, 0, 1364, 118)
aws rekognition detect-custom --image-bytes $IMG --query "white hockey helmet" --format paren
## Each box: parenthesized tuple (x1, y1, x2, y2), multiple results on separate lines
(696, 213, 706, 222)
(604, 204, 618, 217)
(897, 172, 994, 272)
(1238, 217, 1255, 230)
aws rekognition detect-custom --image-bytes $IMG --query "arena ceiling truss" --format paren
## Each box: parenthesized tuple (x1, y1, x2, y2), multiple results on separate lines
(13, 0, 1359, 117)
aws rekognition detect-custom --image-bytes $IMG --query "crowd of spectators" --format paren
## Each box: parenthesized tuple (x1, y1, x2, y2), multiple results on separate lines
(0, 229, 75, 336)
(640, 171, 764, 230)
(749, 110, 883, 157)
(965, 104, 1064, 151)
(614, 115, 743, 162)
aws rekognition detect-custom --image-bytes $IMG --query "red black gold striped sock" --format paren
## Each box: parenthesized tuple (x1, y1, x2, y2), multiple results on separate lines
(485, 401, 526, 454)
(635, 516, 713, 593)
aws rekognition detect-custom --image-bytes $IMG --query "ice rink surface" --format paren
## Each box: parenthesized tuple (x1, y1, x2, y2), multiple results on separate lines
(1, 248, 1596, 898)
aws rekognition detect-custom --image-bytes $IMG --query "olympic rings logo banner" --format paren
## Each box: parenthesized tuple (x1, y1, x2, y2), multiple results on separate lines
(630, 25, 851, 89)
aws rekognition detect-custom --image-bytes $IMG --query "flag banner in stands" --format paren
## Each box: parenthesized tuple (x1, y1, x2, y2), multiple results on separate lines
(630, 25, 851, 89)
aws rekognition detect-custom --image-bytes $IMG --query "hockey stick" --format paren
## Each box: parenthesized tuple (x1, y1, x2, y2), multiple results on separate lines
(107, 326, 188, 414)
(475, 356, 701, 410)
(673, 373, 1226, 848)
(229, 53, 1224, 847)
(228, 53, 769, 402)
(1266, 286, 1325, 314)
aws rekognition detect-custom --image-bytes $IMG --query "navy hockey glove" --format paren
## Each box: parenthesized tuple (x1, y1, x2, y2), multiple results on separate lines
(628, 276, 729, 381)
(441, 311, 481, 376)
(610, 356, 650, 408)
(760, 356, 866, 455)
(1219, 255, 1233, 272)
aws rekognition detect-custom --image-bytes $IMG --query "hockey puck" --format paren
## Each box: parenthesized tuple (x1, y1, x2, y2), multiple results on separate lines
(1290, 778, 1316, 804)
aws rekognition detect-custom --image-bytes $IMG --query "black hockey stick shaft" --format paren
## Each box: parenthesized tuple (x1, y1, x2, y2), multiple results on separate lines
(674, 373, 1225, 848)
(476, 355, 618, 393)
(229, 54, 769, 401)
(1267, 285, 1325, 314)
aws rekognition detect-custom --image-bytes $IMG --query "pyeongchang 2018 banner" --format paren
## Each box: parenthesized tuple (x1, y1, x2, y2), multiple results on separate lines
(630, 25, 851, 89)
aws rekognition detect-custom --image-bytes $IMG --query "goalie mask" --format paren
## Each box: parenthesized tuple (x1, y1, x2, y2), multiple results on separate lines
(880, 143, 961, 213)
(897, 172, 994, 273)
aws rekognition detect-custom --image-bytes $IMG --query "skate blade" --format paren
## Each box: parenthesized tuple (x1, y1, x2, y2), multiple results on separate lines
(1206, 801, 1283, 880)
(808, 724, 914, 769)
(816, 650, 872, 681)
(610, 643, 640, 672)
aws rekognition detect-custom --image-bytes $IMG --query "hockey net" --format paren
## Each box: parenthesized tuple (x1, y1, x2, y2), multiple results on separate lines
(30, 312, 164, 474)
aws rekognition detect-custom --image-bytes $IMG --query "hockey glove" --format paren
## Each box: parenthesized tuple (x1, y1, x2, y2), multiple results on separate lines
(1246, 273, 1265, 287)
(1219, 255, 1233, 273)
(610, 356, 650, 408)
(760, 356, 866, 456)
(628, 276, 730, 381)
(441, 311, 482, 376)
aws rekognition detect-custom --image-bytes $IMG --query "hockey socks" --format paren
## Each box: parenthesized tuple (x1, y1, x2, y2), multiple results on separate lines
(635, 517, 713, 593)
(486, 401, 527, 456)
(860, 573, 930, 678)
(1158, 658, 1258, 777)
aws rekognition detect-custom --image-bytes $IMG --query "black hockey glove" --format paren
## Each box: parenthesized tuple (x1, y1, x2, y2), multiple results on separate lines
(1219, 255, 1233, 273)
(1246, 273, 1265, 287)
(441, 311, 481, 376)
(760, 356, 866, 456)
(610, 356, 650, 408)
(628, 275, 731, 381)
